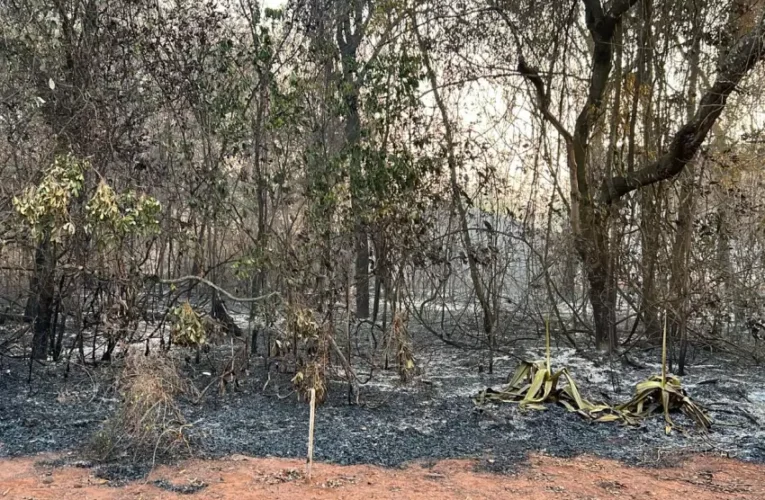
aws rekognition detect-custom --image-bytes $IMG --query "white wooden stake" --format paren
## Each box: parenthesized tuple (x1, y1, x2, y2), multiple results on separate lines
(307, 388, 316, 481)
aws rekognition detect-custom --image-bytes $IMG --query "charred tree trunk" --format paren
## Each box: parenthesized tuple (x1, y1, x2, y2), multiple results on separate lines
(30, 237, 55, 360)
(212, 290, 243, 337)
(336, 0, 370, 320)
(579, 211, 617, 351)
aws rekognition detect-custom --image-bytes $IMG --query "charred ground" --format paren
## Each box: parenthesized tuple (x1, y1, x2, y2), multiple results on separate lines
(1, 319, 764, 484)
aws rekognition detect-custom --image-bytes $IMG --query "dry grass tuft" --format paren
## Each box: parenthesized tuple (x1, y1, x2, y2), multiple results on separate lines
(91, 350, 196, 462)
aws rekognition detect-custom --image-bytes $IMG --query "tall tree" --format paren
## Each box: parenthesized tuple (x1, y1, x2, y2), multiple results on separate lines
(513, 0, 765, 350)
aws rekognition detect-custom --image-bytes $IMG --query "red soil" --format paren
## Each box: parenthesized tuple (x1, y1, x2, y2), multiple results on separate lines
(1, 453, 764, 499)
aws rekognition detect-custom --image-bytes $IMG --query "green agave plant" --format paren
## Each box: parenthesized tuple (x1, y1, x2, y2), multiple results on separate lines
(612, 317, 711, 434)
(475, 315, 712, 434)
(475, 319, 615, 420)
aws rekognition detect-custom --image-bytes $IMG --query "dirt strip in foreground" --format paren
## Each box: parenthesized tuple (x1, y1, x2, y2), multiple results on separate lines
(1, 453, 764, 499)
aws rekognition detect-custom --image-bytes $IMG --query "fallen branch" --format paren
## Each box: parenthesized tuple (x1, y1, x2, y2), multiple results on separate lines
(707, 404, 762, 428)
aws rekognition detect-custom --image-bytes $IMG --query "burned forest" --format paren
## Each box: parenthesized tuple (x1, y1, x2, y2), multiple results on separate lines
(2, 0, 765, 496)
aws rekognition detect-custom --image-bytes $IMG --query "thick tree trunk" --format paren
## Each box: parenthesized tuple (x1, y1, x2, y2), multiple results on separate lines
(580, 226, 617, 352)
(576, 216, 620, 354)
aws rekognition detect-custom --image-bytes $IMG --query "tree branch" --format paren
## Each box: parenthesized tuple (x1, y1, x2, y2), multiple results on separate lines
(600, 16, 765, 203)
(517, 56, 582, 234)
(146, 275, 281, 303)
(517, 57, 575, 144)
(606, 0, 640, 19)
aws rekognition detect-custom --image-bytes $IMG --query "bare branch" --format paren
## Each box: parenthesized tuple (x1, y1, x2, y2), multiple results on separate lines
(517, 57, 574, 144)
(516, 56, 581, 235)
(147, 275, 281, 304)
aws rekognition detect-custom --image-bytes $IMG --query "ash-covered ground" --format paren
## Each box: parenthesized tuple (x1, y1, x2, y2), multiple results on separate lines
(1, 318, 764, 477)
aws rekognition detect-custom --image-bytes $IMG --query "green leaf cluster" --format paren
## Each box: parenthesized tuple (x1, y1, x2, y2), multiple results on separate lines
(13, 153, 84, 243)
(86, 182, 161, 243)
(170, 301, 206, 348)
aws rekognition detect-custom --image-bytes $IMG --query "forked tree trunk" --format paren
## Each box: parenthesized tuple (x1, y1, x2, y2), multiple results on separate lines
(516, 0, 765, 353)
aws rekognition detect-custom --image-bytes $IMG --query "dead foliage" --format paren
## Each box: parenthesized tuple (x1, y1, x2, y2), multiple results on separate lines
(171, 301, 226, 348)
(612, 323, 711, 433)
(90, 350, 196, 462)
(474, 324, 613, 419)
(286, 305, 329, 404)
(393, 311, 417, 383)
(612, 374, 712, 432)
(292, 358, 327, 404)
(170, 302, 206, 348)
(475, 358, 614, 418)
